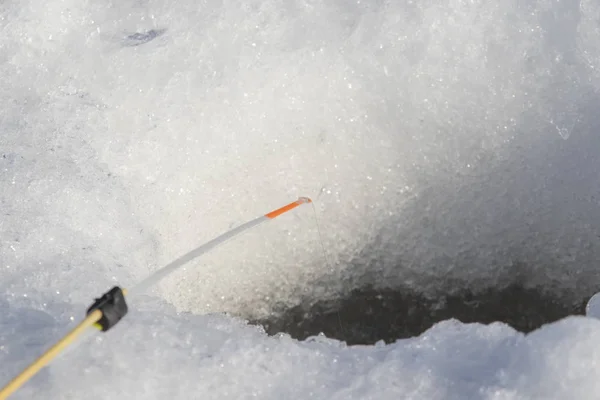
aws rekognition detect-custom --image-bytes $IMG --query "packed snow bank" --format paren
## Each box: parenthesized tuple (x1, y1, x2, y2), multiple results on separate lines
(3, 293, 600, 399)
(3, 0, 600, 319)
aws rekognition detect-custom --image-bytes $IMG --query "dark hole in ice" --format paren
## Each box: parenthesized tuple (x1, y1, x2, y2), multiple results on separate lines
(252, 283, 587, 345)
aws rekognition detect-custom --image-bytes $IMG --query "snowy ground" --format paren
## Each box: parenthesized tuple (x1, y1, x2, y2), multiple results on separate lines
(3, 0, 600, 398)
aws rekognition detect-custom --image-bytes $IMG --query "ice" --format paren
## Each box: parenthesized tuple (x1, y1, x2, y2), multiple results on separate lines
(586, 293, 600, 319)
(3, 0, 600, 317)
(3, 0, 600, 315)
(3, 0, 600, 398)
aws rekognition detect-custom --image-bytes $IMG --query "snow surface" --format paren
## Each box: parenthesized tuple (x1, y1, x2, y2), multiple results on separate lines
(4, 295, 600, 399)
(3, 0, 600, 398)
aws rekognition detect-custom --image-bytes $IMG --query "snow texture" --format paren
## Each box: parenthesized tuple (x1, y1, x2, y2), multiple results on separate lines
(2, 0, 600, 398)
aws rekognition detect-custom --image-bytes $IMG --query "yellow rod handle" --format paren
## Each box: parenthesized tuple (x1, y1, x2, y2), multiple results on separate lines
(0, 309, 103, 400)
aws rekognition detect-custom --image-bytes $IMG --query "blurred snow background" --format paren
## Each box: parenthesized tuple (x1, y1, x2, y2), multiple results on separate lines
(2, 0, 600, 398)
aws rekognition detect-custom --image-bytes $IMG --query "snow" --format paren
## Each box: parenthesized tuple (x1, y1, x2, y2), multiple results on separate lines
(4, 297, 600, 399)
(3, 0, 600, 398)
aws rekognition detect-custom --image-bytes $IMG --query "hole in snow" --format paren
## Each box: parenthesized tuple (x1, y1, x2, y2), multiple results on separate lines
(252, 282, 586, 345)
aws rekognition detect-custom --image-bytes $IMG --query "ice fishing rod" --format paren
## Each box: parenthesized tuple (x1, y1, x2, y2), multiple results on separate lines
(0, 197, 313, 399)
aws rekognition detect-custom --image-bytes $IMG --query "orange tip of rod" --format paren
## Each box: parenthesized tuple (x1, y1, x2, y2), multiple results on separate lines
(265, 197, 312, 219)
